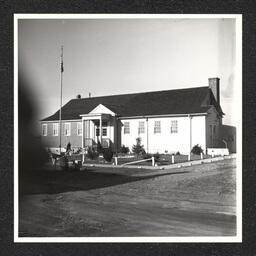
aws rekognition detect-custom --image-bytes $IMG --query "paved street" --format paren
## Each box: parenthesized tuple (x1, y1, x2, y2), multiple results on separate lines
(19, 158, 236, 237)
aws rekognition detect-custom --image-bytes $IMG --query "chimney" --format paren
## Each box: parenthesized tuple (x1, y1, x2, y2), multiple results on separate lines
(76, 94, 81, 99)
(89, 92, 91, 98)
(208, 77, 220, 104)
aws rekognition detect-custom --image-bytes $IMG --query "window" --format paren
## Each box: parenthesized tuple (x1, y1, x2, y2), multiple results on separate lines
(124, 122, 130, 134)
(77, 122, 82, 136)
(42, 124, 47, 136)
(154, 121, 161, 134)
(53, 123, 58, 136)
(64, 123, 71, 136)
(138, 121, 145, 134)
(96, 128, 107, 136)
(170, 120, 178, 133)
(102, 128, 107, 136)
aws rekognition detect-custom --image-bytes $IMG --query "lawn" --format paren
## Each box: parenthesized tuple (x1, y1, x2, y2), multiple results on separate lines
(19, 158, 236, 237)
(58, 152, 213, 167)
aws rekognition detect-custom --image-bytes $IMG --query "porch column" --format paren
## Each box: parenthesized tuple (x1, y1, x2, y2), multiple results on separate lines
(99, 117, 102, 143)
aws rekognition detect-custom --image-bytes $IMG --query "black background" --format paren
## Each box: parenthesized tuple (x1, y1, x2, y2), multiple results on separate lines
(0, 1, 255, 255)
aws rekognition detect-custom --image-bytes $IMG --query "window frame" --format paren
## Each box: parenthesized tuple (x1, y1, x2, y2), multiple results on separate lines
(77, 122, 82, 136)
(170, 120, 178, 134)
(42, 123, 47, 136)
(53, 123, 59, 136)
(124, 121, 130, 134)
(64, 122, 71, 136)
(154, 120, 161, 134)
(102, 128, 107, 136)
(138, 121, 145, 134)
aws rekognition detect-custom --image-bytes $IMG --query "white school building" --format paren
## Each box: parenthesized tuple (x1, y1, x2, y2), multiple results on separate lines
(41, 78, 231, 154)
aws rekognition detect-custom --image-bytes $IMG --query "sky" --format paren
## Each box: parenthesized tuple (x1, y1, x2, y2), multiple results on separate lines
(18, 17, 237, 129)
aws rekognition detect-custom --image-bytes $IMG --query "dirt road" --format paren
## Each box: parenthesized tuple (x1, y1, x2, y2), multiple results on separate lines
(19, 159, 236, 237)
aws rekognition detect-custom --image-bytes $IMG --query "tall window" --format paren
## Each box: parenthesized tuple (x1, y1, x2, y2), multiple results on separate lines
(154, 121, 161, 134)
(53, 123, 58, 136)
(102, 128, 107, 136)
(124, 122, 130, 134)
(64, 123, 71, 136)
(138, 121, 145, 134)
(42, 124, 47, 136)
(77, 122, 82, 136)
(170, 120, 178, 133)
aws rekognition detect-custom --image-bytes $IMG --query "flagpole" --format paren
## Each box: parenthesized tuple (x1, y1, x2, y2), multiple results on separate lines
(59, 46, 64, 155)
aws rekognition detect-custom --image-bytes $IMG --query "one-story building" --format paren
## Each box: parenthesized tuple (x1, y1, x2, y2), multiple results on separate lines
(41, 77, 231, 154)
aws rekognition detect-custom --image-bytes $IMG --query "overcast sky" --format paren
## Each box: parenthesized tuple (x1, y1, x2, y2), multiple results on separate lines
(18, 18, 236, 127)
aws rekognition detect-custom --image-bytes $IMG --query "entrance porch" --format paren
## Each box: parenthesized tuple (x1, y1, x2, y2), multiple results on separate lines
(80, 113, 116, 150)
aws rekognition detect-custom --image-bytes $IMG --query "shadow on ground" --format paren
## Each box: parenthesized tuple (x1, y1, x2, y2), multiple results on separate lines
(19, 168, 189, 196)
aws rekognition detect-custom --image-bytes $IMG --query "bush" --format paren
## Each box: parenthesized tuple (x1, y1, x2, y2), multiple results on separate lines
(153, 152, 160, 162)
(103, 148, 113, 162)
(142, 152, 160, 162)
(142, 153, 152, 159)
(132, 137, 145, 156)
(176, 151, 180, 155)
(120, 145, 130, 154)
(191, 144, 203, 155)
(86, 147, 99, 160)
(97, 142, 103, 154)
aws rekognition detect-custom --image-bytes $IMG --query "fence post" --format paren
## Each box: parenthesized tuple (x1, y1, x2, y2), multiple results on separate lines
(152, 156, 155, 167)
(172, 154, 175, 164)
(114, 157, 118, 166)
(200, 152, 203, 160)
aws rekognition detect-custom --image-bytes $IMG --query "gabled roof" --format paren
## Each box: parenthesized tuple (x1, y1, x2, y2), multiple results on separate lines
(42, 86, 224, 121)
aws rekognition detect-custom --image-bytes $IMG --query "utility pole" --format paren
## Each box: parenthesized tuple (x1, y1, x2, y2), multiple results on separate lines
(59, 46, 64, 155)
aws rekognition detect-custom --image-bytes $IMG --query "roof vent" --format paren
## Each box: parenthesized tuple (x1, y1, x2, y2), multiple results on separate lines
(76, 94, 81, 99)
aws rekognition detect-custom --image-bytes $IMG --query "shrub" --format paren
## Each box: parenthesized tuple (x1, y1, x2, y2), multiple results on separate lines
(153, 152, 160, 162)
(142, 153, 152, 159)
(176, 151, 180, 155)
(86, 147, 99, 160)
(142, 152, 160, 162)
(60, 155, 69, 171)
(120, 145, 130, 154)
(103, 148, 113, 162)
(191, 144, 203, 155)
(97, 142, 103, 154)
(132, 137, 145, 156)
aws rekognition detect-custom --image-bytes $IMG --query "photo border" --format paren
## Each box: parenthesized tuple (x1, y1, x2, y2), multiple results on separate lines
(14, 13, 242, 243)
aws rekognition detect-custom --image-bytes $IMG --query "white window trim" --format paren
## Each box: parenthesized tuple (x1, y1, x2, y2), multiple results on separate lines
(53, 123, 59, 136)
(42, 124, 47, 136)
(64, 122, 71, 136)
(124, 121, 130, 134)
(138, 121, 145, 134)
(154, 121, 161, 134)
(170, 120, 178, 134)
(77, 122, 82, 136)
